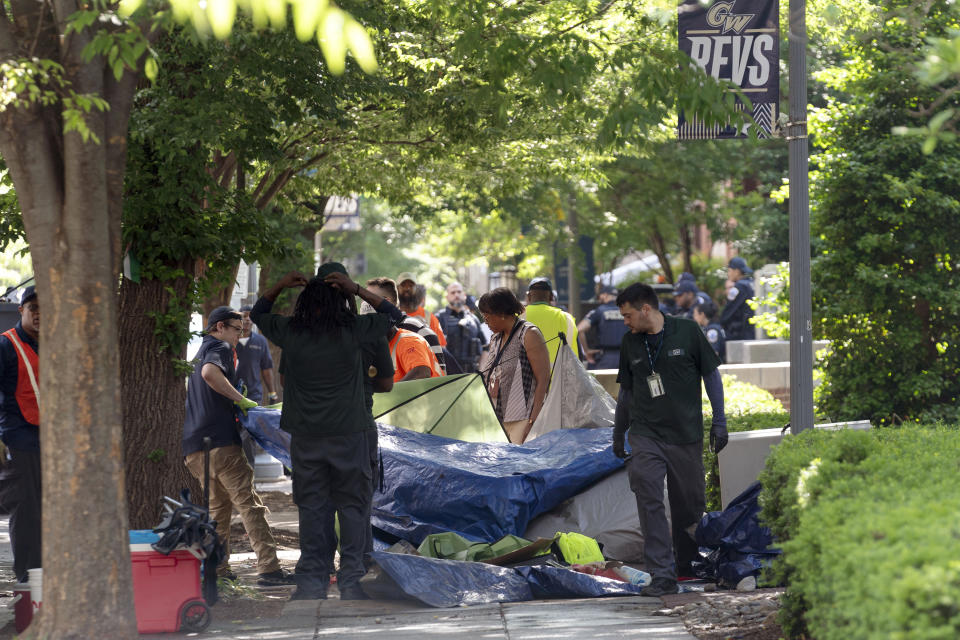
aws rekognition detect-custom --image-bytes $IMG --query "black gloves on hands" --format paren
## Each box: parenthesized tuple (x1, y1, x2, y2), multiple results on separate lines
(613, 430, 627, 459)
(709, 421, 728, 454)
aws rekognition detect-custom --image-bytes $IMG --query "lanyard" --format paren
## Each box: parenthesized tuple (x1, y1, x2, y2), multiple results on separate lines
(643, 328, 665, 373)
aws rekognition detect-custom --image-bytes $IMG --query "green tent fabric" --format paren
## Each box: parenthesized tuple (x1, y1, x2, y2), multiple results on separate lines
(372, 373, 508, 442)
(417, 532, 536, 562)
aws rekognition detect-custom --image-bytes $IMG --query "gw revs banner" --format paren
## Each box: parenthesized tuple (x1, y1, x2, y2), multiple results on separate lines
(678, 0, 779, 139)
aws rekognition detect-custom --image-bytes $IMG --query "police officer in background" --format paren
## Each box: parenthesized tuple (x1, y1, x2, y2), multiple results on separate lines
(720, 257, 755, 341)
(436, 282, 486, 373)
(577, 285, 628, 370)
(693, 300, 726, 363)
(671, 280, 713, 320)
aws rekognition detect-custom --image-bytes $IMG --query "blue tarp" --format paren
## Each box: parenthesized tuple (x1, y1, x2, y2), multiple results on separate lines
(238, 407, 292, 468)
(371, 552, 533, 607)
(371, 552, 646, 607)
(372, 424, 623, 544)
(694, 482, 781, 586)
(240, 408, 624, 545)
(516, 565, 646, 598)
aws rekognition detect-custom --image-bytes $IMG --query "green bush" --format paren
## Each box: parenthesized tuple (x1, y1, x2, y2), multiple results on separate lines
(702, 374, 786, 417)
(758, 425, 960, 639)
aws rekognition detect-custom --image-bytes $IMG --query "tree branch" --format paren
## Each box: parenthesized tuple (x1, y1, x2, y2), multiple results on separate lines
(254, 169, 294, 210)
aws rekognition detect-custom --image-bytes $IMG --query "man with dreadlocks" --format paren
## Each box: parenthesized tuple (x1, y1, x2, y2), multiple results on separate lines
(251, 265, 403, 601)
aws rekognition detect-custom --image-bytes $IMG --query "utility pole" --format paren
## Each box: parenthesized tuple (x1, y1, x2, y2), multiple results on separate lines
(787, 0, 814, 433)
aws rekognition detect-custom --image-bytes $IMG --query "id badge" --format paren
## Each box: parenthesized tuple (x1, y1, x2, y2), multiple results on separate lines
(647, 373, 665, 398)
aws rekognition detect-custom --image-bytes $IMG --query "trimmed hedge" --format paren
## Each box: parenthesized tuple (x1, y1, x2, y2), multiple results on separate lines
(758, 425, 960, 639)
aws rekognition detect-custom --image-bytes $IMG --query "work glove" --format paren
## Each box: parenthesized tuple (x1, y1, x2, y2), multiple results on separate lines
(709, 421, 728, 454)
(235, 396, 258, 416)
(612, 430, 627, 459)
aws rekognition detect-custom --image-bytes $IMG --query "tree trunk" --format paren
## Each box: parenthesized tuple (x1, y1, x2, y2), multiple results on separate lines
(680, 223, 694, 275)
(0, 7, 141, 632)
(201, 261, 242, 319)
(119, 270, 201, 528)
(649, 227, 674, 284)
(0, 112, 139, 640)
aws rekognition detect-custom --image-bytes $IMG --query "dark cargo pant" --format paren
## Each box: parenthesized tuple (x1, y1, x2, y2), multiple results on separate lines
(290, 431, 373, 592)
(625, 433, 705, 581)
(0, 448, 42, 583)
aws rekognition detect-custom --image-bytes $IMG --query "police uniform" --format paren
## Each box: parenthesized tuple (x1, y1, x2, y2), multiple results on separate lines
(720, 278, 755, 341)
(0, 318, 41, 582)
(436, 307, 486, 373)
(674, 290, 714, 319)
(704, 322, 726, 363)
(585, 302, 628, 370)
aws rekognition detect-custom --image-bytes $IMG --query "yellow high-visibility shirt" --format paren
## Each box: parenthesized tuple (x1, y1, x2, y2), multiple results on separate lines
(523, 302, 579, 364)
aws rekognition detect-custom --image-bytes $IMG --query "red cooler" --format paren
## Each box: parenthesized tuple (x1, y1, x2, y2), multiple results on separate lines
(129, 530, 211, 633)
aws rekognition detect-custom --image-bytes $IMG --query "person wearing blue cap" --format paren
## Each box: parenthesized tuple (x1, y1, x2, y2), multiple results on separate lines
(0, 285, 42, 583)
(720, 257, 755, 341)
(671, 280, 713, 320)
(578, 285, 627, 370)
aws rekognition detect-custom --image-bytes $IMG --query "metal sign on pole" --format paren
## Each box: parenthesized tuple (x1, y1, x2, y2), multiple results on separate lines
(676, 0, 814, 431)
(678, 0, 780, 139)
(787, 0, 814, 433)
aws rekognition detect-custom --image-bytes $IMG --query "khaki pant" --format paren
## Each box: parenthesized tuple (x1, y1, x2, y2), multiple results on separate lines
(185, 445, 280, 575)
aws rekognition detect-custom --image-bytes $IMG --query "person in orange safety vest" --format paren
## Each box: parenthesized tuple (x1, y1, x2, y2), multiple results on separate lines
(0, 285, 41, 583)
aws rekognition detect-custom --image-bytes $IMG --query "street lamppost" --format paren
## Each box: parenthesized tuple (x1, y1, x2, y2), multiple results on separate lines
(787, 0, 814, 433)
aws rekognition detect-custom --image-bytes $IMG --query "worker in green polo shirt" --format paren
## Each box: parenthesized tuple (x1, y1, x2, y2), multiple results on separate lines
(612, 282, 728, 597)
(251, 265, 404, 601)
(523, 277, 580, 365)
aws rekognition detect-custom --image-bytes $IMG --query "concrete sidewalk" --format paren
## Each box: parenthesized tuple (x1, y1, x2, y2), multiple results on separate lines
(141, 595, 695, 639)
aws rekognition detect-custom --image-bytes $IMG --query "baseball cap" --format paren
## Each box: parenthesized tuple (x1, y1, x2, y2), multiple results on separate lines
(674, 281, 698, 295)
(396, 272, 417, 285)
(207, 305, 239, 329)
(678, 272, 696, 283)
(317, 262, 349, 279)
(527, 277, 553, 292)
(599, 285, 619, 296)
(728, 257, 752, 274)
(19, 286, 37, 306)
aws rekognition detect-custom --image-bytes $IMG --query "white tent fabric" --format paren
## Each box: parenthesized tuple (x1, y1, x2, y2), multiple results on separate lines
(523, 468, 647, 562)
(526, 343, 616, 440)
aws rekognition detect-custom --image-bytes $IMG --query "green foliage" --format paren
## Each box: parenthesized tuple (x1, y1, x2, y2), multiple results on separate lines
(913, 29, 960, 151)
(750, 262, 790, 339)
(0, 239, 32, 292)
(758, 426, 960, 639)
(703, 374, 786, 418)
(810, 0, 960, 425)
(0, 169, 24, 252)
(117, 0, 376, 74)
(146, 448, 166, 463)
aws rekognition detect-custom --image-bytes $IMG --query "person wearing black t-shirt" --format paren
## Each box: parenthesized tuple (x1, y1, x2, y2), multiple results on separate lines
(612, 283, 728, 597)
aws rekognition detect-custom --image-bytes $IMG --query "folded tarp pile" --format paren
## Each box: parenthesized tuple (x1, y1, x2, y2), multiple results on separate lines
(694, 482, 781, 587)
